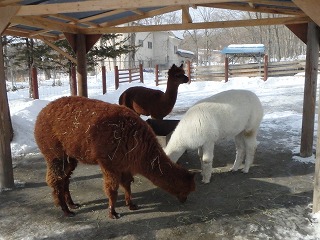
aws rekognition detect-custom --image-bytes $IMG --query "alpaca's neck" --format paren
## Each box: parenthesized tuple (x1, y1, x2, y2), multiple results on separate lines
(163, 79, 179, 105)
(137, 150, 181, 195)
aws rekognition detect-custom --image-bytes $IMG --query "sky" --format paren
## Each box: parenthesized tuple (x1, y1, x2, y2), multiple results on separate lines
(4, 68, 320, 239)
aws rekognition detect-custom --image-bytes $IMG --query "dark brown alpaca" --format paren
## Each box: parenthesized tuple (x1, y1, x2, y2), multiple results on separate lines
(118, 64, 189, 119)
(34, 96, 195, 219)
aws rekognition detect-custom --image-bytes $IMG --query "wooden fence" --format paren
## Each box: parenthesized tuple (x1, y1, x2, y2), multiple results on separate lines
(29, 58, 315, 100)
(155, 61, 192, 86)
(192, 56, 313, 82)
(114, 64, 144, 89)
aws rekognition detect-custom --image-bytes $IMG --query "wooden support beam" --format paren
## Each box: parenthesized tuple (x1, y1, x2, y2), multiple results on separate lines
(182, 6, 192, 24)
(4, 27, 60, 41)
(293, 0, 320, 27)
(85, 34, 102, 53)
(41, 38, 77, 64)
(84, 16, 310, 34)
(64, 33, 101, 53)
(15, 0, 238, 16)
(11, 16, 80, 34)
(300, 22, 319, 158)
(0, 39, 14, 190)
(63, 32, 102, 97)
(286, 23, 308, 44)
(207, 1, 303, 15)
(312, 27, 320, 213)
(0, 5, 20, 34)
(76, 34, 88, 97)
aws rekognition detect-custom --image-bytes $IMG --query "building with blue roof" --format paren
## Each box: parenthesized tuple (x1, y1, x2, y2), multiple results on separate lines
(221, 44, 265, 64)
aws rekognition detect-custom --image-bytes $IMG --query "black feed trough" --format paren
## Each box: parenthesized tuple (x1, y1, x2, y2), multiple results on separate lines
(146, 119, 179, 147)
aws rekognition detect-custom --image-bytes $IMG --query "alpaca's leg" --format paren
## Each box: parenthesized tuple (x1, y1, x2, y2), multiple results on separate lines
(120, 172, 138, 210)
(230, 133, 246, 172)
(101, 169, 120, 219)
(46, 158, 74, 217)
(63, 157, 80, 209)
(242, 131, 258, 173)
(201, 143, 214, 184)
(198, 147, 203, 161)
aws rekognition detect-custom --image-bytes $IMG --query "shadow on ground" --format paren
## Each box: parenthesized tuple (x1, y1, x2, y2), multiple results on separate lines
(0, 127, 316, 240)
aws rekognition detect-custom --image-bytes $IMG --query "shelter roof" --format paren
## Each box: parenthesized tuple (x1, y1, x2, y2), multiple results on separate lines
(0, 0, 317, 42)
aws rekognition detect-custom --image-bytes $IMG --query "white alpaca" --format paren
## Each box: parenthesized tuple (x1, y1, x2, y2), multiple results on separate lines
(164, 89, 263, 183)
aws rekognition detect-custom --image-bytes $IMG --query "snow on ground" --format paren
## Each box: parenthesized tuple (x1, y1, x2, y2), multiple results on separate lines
(3, 69, 320, 238)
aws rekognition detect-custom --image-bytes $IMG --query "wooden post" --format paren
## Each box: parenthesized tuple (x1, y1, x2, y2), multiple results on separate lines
(155, 64, 159, 86)
(76, 34, 88, 97)
(31, 67, 39, 99)
(0, 39, 14, 190)
(129, 69, 132, 83)
(102, 66, 106, 94)
(139, 64, 144, 83)
(224, 57, 229, 82)
(311, 22, 320, 213)
(263, 54, 268, 81)
(300, 21, 319, 158)
(187, 60, 191, 83)
(64, 33, 101, 97)
(70, 65, 77, 96)
(114, 66, 119, 90)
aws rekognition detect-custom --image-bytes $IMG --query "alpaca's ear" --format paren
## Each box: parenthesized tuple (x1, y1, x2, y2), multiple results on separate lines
(172, 64, 176, 68)
(180, 63, 183, 68)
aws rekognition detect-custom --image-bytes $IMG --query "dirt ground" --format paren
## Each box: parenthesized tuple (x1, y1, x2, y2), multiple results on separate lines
(0, 125, 318, 240)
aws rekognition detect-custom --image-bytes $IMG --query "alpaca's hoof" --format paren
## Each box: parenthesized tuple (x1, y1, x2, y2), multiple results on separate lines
(230, 167, 238, 172)
(64, 211, 75, 217)
(177, 196, 187, 203)
(201, 174, 211, 184)
(128, 203, 138, 211)
(242, 168, 249, 173)
(69, 203, 81, 209)
(201, 179, 210, 184)
(109, 211, 120, 219)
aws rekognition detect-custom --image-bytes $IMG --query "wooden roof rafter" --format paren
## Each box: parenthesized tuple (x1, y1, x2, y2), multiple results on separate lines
(4, 26, 61, 41)
(98, 6, 183, 28)
(48, 14, 100, 28)
(0, 1, 317, 42)
(39, 37, 77, 64)
(86, 15, 310, 34)
(11, 15, 81, 34)
(247, 0, 298, 8)
(201, 0, 304, 16)
(182, 5, 193, 24)
(203, 3, 304, 15)
(14, 0, 241, 17)
(0, 0, 21, 7)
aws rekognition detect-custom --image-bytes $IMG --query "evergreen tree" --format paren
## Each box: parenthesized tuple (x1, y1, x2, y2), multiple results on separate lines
(3, 34, 134, 95)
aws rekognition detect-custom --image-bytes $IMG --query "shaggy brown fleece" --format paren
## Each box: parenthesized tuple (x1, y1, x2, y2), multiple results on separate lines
(34, 96, 195, 219)
(118, 64, 189, 119)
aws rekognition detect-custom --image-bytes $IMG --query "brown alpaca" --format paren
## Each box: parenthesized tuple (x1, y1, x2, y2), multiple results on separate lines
(118, 64, 189, 119)
(34, 96, 195, 219)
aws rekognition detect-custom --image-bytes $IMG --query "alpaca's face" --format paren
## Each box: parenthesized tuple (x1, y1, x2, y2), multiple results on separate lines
(168, 64, 189, 85)
(176, 172, 196, 203)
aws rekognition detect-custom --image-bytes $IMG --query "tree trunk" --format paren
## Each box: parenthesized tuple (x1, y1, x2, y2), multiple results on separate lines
(26, 38, 34, 98)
